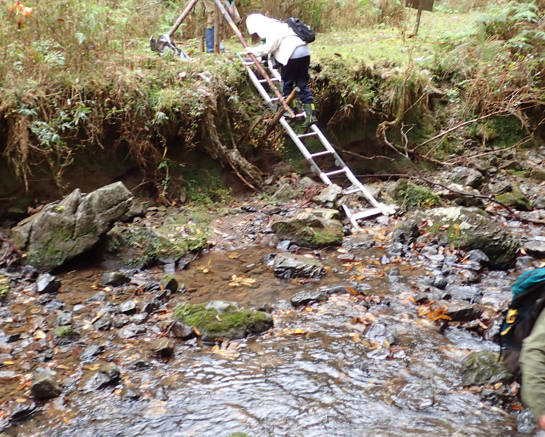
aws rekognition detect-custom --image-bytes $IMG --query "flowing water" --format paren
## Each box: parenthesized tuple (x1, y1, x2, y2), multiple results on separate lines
(2, 238, 540, 437)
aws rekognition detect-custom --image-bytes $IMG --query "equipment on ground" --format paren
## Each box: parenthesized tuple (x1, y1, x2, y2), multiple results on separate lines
(500, 268, 545, 379)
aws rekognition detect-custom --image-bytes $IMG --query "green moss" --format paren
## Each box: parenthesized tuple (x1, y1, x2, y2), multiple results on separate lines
(174, 303, 251, 333)
(394, 181, 442, 211)
(0, 276, 9, 298)
(495, 186, 531, 211)
(55, 326, 74, 338)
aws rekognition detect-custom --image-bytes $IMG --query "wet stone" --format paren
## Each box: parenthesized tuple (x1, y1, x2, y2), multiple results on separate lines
(445, 285, 482, 303)
(169, 321, 196, 340)
(0, 370, 20, 383)
(10, 400, 36, 420)
(387, 267, 400, 277)
(119, 300, 138, 315)
(517, 409, 536, 434)
(79, 344, 105, 362)
(380, 255, 390, 265)
(387, 242, 404, 256)
(291, 290, 328, 307)
(0, 333, 20, 343)
(118, 324, 146, 339)
(113, 314, 130, 328)
(30, 368, 61, 400)
(391, 383, 434, 411)
(85, 369, 118, 391)
(150, 338, 176, 358)
(365, 323, 397, 345)
(276, 240, 292, 252)
(54, 311, 72, 327)
(94, 313, 112, 331)
(462, 351, 513, 386)
(141, 300, 159, 314)
(87, 291, 107, 303)
(44, 298, 66, 311)
(467, 249, 490, 266)
(433, 275, 448, 290)
(102, 272, 130, 287)
(121, 386, 141, 400)
(36, 273, 61, 294)
(160, 276, 178, 293)
(421, 246, 438, 256)
(445, 304, 484, 322)
(130, 313, 149, 324)
(271, 253, 325, 279)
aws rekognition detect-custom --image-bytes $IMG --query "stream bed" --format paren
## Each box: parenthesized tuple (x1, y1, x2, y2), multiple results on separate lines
(1, 232, 541, 437)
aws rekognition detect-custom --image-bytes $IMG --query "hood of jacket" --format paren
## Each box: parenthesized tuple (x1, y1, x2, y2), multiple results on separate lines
(246, 13, 283, 39)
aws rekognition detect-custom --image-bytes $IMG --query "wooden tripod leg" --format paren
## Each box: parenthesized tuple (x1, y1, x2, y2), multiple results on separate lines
(168, 0, 200, 38)
(214, 2, 220, 54)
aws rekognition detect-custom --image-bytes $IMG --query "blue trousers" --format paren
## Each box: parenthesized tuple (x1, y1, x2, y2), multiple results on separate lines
(281, 55, 313, 104)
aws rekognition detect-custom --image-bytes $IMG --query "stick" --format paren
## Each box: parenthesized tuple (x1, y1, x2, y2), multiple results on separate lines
(214, 2, 220, 54)
(212, 0, 295, 117)
(260, 88, 297, 142)
(168, 0, 200, 37)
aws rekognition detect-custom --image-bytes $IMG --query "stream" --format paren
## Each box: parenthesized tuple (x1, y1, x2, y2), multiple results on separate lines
(1, 231, 541, 437)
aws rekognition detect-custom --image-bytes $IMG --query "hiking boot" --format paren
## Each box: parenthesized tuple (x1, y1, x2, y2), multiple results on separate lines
(283, 100, 299, 118)
(302, 103, 316, 128)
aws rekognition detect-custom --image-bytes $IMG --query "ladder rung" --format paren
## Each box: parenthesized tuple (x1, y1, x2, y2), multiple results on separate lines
(351, 208, 382, 220)
(258, 78, 281, 83)
(297, 132, 318, 139)
(243, 61, 254, 66)
(310, 150, 333, 158)
(323, 168, 347, 177)
(270, 97, 279, 102)
(345, 188, 362, 195)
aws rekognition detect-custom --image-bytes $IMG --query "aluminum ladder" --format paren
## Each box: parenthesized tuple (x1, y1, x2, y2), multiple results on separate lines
(237, 53, 395, 228)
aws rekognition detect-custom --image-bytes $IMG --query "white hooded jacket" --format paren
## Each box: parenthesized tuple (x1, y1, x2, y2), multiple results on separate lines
(245, 13, 307, 66)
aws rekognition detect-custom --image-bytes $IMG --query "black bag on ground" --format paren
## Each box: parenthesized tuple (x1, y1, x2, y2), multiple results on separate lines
(500, 268, 545, 379)
(286, 17, 316, 43)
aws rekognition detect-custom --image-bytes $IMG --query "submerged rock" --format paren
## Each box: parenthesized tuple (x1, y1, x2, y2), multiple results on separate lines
(12, 182, 133, 270)
(462, 351, 513, 386)
(173, 301, 273, 341)
(291, 290, 328, 307)
(270, 253, 325, 279)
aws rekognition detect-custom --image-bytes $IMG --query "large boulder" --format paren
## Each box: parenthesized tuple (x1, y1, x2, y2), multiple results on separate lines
(414, 206, 519, 269)
(173, 301, 273, 341)
(271, 211, 343, 248)
(12, 182, 133, 270)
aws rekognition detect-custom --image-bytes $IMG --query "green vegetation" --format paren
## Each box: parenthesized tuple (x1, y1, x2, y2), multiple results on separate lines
(55, 326, 74, 338)
(2, 0, 545, 200)
(394, 180, 442, 211)
(0, 276, 9, 298)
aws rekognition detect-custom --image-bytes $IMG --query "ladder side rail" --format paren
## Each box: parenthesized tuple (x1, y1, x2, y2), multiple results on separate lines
(245, 65, 278, 108)
(343, 170, 383, 210)
(279, 118, 332, 184)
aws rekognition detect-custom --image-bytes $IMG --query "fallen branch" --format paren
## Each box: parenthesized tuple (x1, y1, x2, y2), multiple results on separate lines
(357, 172, 515, 216)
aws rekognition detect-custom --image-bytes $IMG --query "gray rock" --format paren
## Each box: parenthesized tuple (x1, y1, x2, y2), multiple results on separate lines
(448, 167, 485, 189)
(433, 275, 448, 289)
(118, 324, 146, 339)
(312, 184, 344, 208)
(413, 207, 519, 269)
(10, 400, 36, 420)
(488, 181, 512, 195)
(160, 276, 178, 293)
(119, 300, 138, 315)
(271, 213, 344, 248)
(36, 273, 61, 294)
(271, 184, 301, 202)
(94, 313, 112, 331)
(12, 182, 133, 269)
(30, 368, 61, 400)
(130, 313, 149, 324)
(88, 291, 107, 302)
(445, 285, 482, 302)
(291, 290, 328, 306)
(467, 249, 490, 266)
(392, 220, 419, 244)
(54, 311, 72, 327)
(102, 272, 130, 287)
(445, 304, 484, 322)
(0, 370, 20, 383)
(298, 176, 322, 188)
(271, 253, 325, 279)
(169, 321, 196, 340)
(150, 338, 176, 358)
(85, 363, 120, 390)
(79, 344, 105, 362)
(121, 386, 141, 400)
(365, 323, 397, 345)
(523, 240, 545, 258)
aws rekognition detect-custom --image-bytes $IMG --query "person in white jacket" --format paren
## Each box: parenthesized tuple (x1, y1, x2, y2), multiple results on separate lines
(245, 13, 316, 127)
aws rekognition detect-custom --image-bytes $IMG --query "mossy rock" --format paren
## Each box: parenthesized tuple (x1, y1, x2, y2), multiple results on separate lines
(462, 351, 513, 386)
(392, 180, 441, 211)
(271, 213, 343, 248)
(414, 206, 518, 269)
(173, 301, 273, 341)
(495, 185, 531, 211)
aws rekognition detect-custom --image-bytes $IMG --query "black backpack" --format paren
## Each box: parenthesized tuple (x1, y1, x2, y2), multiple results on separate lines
(286, 17, 315, 43)
(500, 268, 545, 379)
